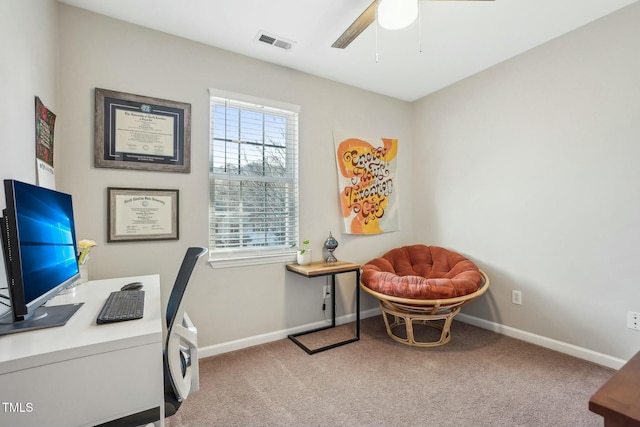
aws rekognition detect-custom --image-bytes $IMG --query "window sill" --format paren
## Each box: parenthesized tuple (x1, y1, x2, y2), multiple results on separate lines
(208, 250, 297, 269)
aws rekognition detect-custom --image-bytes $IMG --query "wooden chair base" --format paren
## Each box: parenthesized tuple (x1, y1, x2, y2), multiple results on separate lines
(379, 299, 460, 347)
(362, 270, 489, 348)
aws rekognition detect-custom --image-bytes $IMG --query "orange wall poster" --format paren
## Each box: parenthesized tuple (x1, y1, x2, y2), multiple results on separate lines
(333, 130, 399, 235)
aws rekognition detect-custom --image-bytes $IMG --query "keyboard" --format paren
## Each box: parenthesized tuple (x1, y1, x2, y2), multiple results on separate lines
(97, 290, 145, 324)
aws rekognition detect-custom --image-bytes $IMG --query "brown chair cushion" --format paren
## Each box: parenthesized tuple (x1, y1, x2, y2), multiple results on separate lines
(361, 245, 483, 300)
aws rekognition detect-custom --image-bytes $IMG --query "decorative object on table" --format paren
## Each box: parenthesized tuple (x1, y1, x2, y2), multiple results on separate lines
(296, 239, 312, 265)
(323, 232, 339, 263)
(59, 239, 96, 294)
(77, 239, 96, 284)
(107, 187, 179, 242)
(77, 239, 96, 265)
(94, 88, 191, 173)
(333, 129, 399, 235)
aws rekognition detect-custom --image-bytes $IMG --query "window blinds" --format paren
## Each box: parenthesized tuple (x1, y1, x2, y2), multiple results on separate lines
(209, 93, 299, 256)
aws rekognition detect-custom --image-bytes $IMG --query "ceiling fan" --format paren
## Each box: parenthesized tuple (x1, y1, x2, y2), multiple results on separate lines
(332, 0, 495, 49)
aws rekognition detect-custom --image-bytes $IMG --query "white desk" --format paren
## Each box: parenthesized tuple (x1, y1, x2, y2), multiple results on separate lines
(0, 275, 164, 427)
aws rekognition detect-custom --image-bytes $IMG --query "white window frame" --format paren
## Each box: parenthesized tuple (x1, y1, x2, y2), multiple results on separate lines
(208, 89, 300, 268)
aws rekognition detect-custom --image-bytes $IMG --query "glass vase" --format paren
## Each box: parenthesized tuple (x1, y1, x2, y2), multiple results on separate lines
(78, 263, 89, 284)
(59, 264, 88, 294)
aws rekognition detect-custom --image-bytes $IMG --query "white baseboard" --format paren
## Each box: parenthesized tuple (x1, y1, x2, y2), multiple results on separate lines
(199, 309, 625, 370)
(456, 313, 626, 370)
(198, 307, 381, 359)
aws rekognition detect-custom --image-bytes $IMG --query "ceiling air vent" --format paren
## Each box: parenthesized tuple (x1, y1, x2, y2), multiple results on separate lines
(255, 31, 293, 50)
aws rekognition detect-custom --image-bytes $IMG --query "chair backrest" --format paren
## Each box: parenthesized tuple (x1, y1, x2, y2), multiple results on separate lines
(166, 247, 208, 329)
(165, 246, 207, 403)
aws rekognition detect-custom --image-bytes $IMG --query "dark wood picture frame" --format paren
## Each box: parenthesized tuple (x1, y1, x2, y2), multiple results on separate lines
(95, 88, 191, 173)
(107, 187, 179, 242)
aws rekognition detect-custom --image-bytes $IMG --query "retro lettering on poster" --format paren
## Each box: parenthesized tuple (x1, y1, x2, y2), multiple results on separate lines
(333, 130, 399, 235)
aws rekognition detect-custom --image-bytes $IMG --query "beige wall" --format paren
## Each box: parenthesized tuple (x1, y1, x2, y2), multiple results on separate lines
(3, 1, 638, 362)
(0, 0, 59, 318)
(56, 5, 414, 348)
(412, 2, 640, 360)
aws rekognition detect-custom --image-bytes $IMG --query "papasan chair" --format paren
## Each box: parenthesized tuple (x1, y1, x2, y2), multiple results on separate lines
(361, 244, 489, 347)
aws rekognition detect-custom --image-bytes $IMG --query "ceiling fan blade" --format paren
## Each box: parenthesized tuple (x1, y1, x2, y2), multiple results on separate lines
(331, 1, 378, 49)
(331, 0, 494, 49)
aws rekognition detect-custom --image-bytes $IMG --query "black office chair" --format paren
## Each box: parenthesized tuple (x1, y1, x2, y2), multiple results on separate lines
(98, 246, 208, 427)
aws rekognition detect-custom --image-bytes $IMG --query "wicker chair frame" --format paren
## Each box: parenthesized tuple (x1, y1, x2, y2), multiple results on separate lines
(361, 270, 489, 347)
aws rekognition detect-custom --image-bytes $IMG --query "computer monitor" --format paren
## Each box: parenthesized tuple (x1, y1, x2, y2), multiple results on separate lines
(0, 179, 83, 335)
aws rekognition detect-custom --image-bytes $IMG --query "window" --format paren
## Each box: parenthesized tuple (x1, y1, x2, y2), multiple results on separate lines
(209, 89, 299, 267)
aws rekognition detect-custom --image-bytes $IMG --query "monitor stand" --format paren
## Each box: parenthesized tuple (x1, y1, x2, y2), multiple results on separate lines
(0, 303, 83, 336)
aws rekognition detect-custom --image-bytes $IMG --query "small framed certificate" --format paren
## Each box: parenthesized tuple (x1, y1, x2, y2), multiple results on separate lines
(95, 88, 191, 173)
(107, 187, 179, 242)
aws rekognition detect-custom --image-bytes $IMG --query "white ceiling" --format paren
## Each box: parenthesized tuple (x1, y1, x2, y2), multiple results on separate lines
(58, 0, 637, 102)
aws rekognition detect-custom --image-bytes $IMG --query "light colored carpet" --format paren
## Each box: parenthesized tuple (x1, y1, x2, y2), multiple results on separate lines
(167, 316, 613, 427)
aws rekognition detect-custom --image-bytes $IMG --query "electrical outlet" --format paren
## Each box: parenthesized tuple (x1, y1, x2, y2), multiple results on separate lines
(512, 290, 522, 305)
(628, 311, 640, 331)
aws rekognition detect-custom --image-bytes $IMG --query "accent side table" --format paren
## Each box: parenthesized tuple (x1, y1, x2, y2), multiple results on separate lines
(286, 261, 361, 354)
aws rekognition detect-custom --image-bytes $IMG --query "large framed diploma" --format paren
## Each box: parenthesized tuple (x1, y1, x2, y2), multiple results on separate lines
(95, 88, 191, 173)
(107, 187, 179, 242)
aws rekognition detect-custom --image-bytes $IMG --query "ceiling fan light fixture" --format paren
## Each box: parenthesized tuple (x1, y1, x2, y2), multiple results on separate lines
(377, 0, 418, 30)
